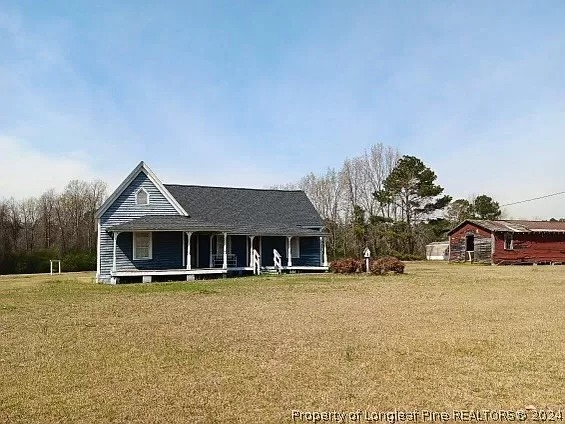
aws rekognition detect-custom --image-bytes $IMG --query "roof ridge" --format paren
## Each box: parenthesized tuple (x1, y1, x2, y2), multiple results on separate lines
(471, 218, 558, 223)
(164, 183, 304, 193)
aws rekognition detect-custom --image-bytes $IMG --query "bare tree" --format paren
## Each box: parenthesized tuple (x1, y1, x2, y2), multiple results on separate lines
(0, 177, 108, 274)
(298, 169, 345, 223)
(0, 199, 11, 254)
(64, 180, 90, 250)
(341, 157, 365, 218)
(39, 189, 57, 249)
(6, 198, 22, 252)
(54, 192, 71, 254)
(85, 180, 108, 250)
(19, 197, 39, 251)
(363, 143, 400, 217)
(279, 142, 402, 259)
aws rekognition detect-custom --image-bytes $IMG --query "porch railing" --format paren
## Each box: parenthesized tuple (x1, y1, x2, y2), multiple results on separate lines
(273, 249, 282, 274)
(212, 254, 237, 268)
(252, 249, 261, 275)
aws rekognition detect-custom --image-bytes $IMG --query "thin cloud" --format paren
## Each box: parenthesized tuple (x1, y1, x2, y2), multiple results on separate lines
(0, 2, 564, 220)
(0, 137, 93, 198)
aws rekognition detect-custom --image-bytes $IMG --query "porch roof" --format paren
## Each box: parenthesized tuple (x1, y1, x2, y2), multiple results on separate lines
(229, 225, 327, 237)
(107, 215, 327, 236)
(108, 215, 233, 232)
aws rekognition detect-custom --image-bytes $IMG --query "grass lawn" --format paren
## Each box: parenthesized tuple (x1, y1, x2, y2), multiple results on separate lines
(0, 262, 564, 423)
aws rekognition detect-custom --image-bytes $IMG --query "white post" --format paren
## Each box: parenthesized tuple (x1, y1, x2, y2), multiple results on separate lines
(50, 260, 53, 275)
(186, 232, 192, 270)
(287, 236, 292, 267)
(222, 232, 228, 269)
(58, 261, 61, 274)
(249, 236, 255, 267)
(112, 232, 120, 273)
(322, 237, 328, 267)
(209, 234, 214, 267)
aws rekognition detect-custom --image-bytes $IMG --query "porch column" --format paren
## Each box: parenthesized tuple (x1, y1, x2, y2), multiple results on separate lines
(249, 235, 255, 267)
(287, 236, 292, 267)
(322, 236, 328, 266)
(186, 232, 192, 270)
(222, 232, 228, 269)
(209, 234, 214, 267)
(112, 232, 120, 273)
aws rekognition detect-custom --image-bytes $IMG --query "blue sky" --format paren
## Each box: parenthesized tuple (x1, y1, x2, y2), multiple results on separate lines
(1, 1, 564, 218)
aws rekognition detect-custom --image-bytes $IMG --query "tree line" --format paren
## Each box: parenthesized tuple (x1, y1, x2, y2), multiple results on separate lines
(0, 180, 107, 274)
(278, 143, 503, 260)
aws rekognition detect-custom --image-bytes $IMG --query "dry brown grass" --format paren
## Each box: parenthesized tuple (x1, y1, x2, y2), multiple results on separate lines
(0, 263, 564, 423)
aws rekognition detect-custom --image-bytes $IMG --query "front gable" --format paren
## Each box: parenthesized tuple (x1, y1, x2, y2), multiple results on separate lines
(97, 166, 185, 278)
(448, 220, 493, 236)
(96, 161, 187, 223)
(100, 170, 182, 224)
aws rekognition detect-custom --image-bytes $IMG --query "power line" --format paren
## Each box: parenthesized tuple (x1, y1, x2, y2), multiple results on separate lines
(501, 191, 565, 207)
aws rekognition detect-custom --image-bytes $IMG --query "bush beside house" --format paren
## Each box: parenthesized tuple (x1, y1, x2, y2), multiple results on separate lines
(329, 256, 405, 275)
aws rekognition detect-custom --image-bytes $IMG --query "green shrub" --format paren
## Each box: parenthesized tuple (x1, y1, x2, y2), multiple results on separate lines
(61, 251, 96, 272)
(0, 249, 58, 274)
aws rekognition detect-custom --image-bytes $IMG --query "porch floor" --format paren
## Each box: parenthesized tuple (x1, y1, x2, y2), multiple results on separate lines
(111, 268, 228, 277)
(110, 265, 328, 278)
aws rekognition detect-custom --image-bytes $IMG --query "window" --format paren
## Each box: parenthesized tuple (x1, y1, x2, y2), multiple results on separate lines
(504, 232, 513, 250)
(291, 237, 300, 258)
(133, 232, 152, 259)
(136, 188, 149, 205)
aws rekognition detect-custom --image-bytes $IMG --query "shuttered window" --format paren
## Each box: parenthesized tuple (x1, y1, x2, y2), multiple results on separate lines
(215, 234, 231, 255)
(291, 237, 300, 258)
(134, 232, 152, 260)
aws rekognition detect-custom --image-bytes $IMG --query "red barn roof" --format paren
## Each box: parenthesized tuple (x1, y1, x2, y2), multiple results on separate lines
(448, 219, 565, 235)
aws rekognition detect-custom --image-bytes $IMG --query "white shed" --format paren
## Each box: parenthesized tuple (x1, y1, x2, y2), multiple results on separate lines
(426, 241, 449, 261)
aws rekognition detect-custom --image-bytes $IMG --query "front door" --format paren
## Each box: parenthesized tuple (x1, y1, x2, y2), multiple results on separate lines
(465, 234, 474, 252)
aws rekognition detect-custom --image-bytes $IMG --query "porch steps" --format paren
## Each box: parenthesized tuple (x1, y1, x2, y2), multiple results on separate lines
(261, 266, 281, 275)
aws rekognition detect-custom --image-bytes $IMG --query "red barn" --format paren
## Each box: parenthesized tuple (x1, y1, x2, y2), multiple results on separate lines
(448, 219, 565, 265)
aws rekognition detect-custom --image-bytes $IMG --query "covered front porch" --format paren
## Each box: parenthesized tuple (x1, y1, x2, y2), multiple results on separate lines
(107, 220, 328, 283)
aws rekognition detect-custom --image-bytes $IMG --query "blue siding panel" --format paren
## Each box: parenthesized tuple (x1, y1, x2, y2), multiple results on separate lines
(259, 236, 322, 267)
(115, 232, 183, 271)
(99, 171, 181, 279)
(293, 237, 322, 266)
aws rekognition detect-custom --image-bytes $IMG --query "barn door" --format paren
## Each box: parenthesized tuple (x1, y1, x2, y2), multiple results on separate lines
(465, 234, 475, 262)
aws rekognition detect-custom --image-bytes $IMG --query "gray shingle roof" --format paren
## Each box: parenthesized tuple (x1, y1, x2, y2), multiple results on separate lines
(165, 184, 325, 235)
(109, 185, 326, 236)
